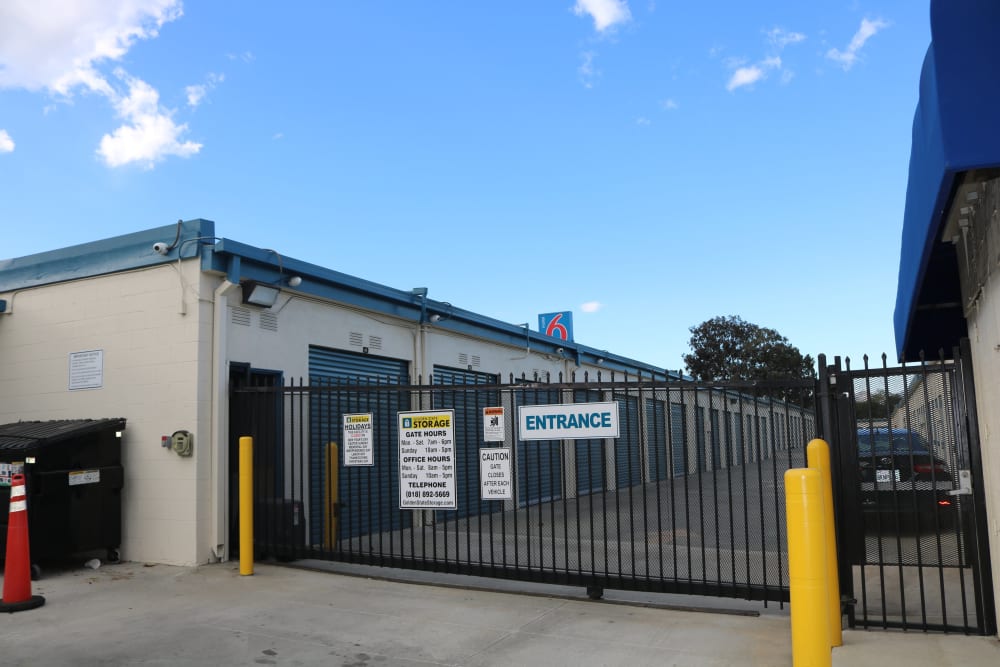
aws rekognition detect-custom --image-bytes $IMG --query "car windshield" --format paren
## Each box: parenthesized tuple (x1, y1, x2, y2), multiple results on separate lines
(857, 429, 930, 456)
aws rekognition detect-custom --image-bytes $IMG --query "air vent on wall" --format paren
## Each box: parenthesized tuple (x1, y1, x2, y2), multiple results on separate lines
(368, 335, 382, 350)
(231, 307, 251, 327)
(259, 312, 278, 332)
(458, 353, 469, 365)
(471, 355, 481, 368)
(349, 332, 363, 347)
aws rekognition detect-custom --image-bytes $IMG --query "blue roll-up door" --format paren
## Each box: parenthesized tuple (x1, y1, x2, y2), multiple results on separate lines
(615, 395, 642, 488)
(516, 387, 562, 507)
(646, 399, 667, 482)
(574, 389, 605, 495)
(432, 366, 499, 520)
(710, 408, 722, 471)
(670, 403, 686, 477)
(696, 407, 706, 472)
(308, 345, 411, 542)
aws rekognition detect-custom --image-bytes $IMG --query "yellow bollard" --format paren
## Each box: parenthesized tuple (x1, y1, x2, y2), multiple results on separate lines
(324, 442, 339, 550)
(239, 436, 254, 576)
(785, 468, 831, 667)
(807, 438, 842, 647)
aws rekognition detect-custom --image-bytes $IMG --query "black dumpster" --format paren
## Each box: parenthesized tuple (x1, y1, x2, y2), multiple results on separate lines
(0, 419, 125, 564)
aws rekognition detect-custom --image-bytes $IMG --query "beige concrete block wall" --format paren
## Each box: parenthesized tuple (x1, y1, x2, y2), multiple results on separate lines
(966, 282, 1000, 629)
(0, 262, 213, 566)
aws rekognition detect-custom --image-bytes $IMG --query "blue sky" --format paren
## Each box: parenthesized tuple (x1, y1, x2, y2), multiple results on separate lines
(0, 1, 932, 371)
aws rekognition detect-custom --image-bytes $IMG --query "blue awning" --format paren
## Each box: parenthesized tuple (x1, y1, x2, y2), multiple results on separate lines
(895, 0, 1000, 360)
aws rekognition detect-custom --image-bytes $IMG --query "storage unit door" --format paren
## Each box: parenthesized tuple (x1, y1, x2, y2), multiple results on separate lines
(309, 346, 411, 542)
(516, 388, 562, 507)
(614, 395, 642, 488)
(432, 366, 499, 520)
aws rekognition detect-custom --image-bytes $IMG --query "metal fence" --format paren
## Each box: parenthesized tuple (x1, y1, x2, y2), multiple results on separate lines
(821, 349, 996, 635)
(232, 371, 816, 604)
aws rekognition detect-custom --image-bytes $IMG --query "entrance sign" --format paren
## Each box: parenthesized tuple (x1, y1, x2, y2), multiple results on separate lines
(479, 447, 512, 500)
(342, 413, 374, 466)
(398, 410, 456, 509)
(518, 402, 619, 441)
(483, 406, 505, 442)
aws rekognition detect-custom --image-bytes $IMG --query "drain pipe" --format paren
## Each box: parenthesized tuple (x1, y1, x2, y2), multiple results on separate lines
(210, 264, 238, 561)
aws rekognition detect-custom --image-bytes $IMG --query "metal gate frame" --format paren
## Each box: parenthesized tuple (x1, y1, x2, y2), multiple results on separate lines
(231, 370, 817, 606)
(818, 345, 996, 635)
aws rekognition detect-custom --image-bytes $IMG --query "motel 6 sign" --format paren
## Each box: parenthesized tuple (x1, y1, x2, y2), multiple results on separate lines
(538, 311, 573, 342)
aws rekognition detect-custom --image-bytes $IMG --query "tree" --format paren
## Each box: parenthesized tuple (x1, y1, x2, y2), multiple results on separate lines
(853, 389, 903, 422)
(683, 316, 816, 397)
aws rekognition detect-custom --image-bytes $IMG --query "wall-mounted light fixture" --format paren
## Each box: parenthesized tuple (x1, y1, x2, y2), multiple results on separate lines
(287, 275, 302, 287)
(242, 281, 281, 308)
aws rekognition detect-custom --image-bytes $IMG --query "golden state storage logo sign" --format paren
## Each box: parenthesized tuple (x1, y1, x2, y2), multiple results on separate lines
(401, 414, 451, 429)
(518, 402, 619, 441)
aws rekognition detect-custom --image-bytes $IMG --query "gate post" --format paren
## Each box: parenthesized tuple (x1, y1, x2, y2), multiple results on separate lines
(956, 339, 998, 635)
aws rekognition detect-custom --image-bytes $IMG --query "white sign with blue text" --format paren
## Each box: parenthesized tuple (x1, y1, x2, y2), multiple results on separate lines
(518, 402, 620, 441)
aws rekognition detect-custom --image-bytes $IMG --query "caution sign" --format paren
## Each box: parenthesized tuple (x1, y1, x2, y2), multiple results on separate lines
(398, 410, 456, 509)
(342, 413, 374, 466)
(483, 406, 505, 442)
(479, 447, 512, 500)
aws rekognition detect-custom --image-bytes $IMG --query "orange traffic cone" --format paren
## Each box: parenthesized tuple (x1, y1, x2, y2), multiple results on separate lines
(1, 473, 45, 612)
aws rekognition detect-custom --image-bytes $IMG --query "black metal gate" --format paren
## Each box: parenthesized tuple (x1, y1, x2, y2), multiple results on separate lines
(231, 371, 816, 604)
(819, 347, 996, 634)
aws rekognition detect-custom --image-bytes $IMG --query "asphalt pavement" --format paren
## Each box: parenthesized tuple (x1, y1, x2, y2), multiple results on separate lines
(1, 559, 998, 666)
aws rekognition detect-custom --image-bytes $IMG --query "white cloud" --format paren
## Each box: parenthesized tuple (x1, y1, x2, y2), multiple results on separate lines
(0, 130, 14, 153)
(726, 55, 782, 92)
(581, 301, 603, 313)
(579, 51, 599, 88)
(98, 74, 201, 168)
(767, 27, 806, 49)
(826, 18, 889, 70)
(635, 116, 650, 126)
(573, 0, 632, 33)
(186, 72, 224, 108)
(661, 98, 678, 110)
(272, 132, 284, 141)
(727, 66, 764, 91)
(0, 1, 199, 167)
(0, 1, 182, 94)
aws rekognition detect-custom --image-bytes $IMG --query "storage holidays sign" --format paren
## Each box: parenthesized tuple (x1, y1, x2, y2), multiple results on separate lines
(518, 402, 619, 441)
(342, 413, 374, 466)
(398, 410, 456, 509)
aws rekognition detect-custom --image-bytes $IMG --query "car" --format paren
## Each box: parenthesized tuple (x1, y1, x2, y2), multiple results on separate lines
(856, 427, 955, 530)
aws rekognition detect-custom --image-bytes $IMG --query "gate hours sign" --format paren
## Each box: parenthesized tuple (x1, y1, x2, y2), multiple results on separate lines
(398, 410, 456, 509)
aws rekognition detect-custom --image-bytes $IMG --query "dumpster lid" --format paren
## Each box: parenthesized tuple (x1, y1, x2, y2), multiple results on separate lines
(0, 419, 126, 451)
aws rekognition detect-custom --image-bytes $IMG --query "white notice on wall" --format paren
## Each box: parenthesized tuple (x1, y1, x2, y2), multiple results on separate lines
(483, 406, 505, 442)
(479, 447, 512, 500)
(69, 349, 104, 390)
(343, 413, 374, 466)
(398, 410, 456, 509)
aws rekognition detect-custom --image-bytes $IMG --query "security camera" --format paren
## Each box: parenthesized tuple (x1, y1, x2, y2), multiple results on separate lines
(152, 242, 170, 255)
(556, 347, 565, 355)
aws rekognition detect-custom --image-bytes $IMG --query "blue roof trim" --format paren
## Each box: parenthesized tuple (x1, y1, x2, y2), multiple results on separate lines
(0, 219, 673, 378)
(0, 220, 215, 293)
(895, 0, 1000, 359)
(206, 238, 672, 378)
